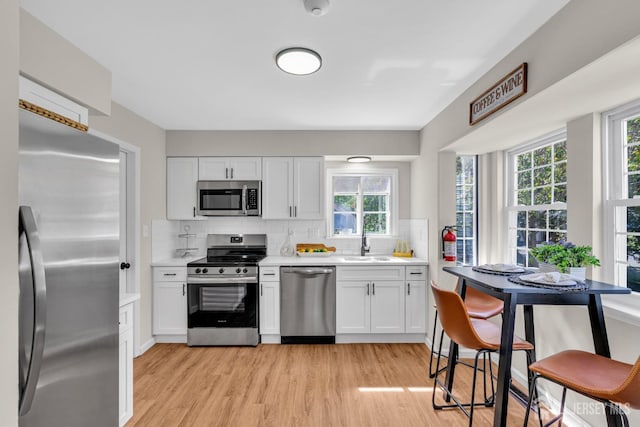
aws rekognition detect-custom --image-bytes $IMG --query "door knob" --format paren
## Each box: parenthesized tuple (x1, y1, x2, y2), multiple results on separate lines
(120, 262, 131, 270)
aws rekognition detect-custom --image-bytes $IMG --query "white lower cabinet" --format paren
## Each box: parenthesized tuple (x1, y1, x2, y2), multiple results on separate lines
(153, 267, 187, 341)
(336, 266, 406, 334)
(336, 265, 428, 335)
(259, 266, 280, 336)
(119, 303, 134, 426)
(405, 281, 427, 333)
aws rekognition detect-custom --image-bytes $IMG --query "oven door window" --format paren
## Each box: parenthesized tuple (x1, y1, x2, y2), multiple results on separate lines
(200, 189, 242, 211)
(188, 283, 257, 328)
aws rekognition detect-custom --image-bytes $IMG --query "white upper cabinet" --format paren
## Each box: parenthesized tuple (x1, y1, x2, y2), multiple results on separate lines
(262, 157, 324, 219)
(167, 157, 205, 220)
(199, 157, 262, 180)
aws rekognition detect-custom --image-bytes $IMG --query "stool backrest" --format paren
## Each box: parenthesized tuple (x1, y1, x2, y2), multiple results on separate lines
(612, 357, 640, 409)
(430, 280, 487, 351)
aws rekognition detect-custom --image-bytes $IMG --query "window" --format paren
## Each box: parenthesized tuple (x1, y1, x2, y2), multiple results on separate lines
(327, 169, 398, 237)
(456, 156, 477, 265)
(506, 131, 567, 267)
(605, 101, 640, 292)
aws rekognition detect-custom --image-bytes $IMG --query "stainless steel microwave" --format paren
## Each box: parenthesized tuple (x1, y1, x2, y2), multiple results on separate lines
(196, 180, 261, 216)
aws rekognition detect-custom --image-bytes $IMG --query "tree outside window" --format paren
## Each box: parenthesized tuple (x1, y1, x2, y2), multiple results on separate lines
(456, 156, 477, 265)
(507, 133, 567, 267)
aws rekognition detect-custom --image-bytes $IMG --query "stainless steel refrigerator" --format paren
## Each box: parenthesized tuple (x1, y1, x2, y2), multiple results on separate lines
(18, 108, 119, 426)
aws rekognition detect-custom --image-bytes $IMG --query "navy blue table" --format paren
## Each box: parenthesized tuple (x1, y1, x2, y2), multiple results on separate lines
(442, 266, 631, 427)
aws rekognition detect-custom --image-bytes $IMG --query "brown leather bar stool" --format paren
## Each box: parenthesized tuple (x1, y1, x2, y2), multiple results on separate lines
(430, 281, 535, 426)
(524, 350, 640, 427)
(429, 278, 504, 396)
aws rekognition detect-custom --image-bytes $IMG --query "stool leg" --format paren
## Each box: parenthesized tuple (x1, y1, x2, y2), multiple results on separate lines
(429, 310, 440, 378)
(523, 373, 542, 427)
(469, 350, 485, 427)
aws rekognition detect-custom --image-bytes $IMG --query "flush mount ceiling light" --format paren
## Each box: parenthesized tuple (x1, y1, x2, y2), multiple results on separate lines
(276, 48, 322, 75)
(347, 156, 372, 163)
(303, 0, 330, 16)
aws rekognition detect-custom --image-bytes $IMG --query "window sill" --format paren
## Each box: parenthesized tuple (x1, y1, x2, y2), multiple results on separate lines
(602, 293, 640, 328)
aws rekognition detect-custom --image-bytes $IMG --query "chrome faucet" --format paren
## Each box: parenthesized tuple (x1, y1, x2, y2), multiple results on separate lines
(361, 218, 370, 256)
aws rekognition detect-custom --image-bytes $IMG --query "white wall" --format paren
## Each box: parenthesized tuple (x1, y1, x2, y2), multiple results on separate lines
(19, 10, 111, 115)
(1, 0, 19, 425)
(90, 102, 166, 347)
(166, 130, 419, 157)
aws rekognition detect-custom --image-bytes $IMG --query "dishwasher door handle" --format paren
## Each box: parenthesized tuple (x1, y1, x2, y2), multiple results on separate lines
(286, 268, 334, 275)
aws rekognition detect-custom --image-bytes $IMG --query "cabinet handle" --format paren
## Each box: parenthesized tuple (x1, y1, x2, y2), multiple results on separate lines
(231, 168, 234, 179)
(408, 283, 411, 295)
(225, 168, 229, 179)
(366, 283, 370, 296)
(289, 206, 292, 217)
(263, 273, 275, 276)
(260, 284, 263, 296)
(193, 206, 196, 218)
(182, 283, 186, 296)
(294, 206, 297, 217)
(409, 272, 422, 275)
(372, 283, 376, 295)
(163, 273, 177, 276)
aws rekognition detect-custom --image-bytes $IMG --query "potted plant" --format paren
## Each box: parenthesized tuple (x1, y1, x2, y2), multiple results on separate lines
(529, 241, 600, 279)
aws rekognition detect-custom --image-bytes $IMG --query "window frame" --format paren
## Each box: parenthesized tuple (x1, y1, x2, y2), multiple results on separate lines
(505, 129, 568, 266)
(326, 168, 399, 238)
(456, 155, 478, 266)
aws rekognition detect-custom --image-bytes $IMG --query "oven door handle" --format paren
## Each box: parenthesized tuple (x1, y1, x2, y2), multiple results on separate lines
(187, 276, 258, 284)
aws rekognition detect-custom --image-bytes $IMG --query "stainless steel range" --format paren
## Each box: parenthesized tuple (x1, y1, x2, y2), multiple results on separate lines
(186, 234, 266, 346)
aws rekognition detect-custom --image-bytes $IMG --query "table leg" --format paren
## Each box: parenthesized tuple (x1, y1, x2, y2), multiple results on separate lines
(588, 294, 623, 427)
(523, 305, 536, 385)
(493, 294, 516, 427)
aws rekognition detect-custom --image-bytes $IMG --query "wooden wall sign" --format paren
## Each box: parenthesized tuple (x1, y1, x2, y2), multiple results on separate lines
(469, 63, 527, 125)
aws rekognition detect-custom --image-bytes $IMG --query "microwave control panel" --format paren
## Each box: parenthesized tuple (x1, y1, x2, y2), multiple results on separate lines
(247, 188, 258, 210)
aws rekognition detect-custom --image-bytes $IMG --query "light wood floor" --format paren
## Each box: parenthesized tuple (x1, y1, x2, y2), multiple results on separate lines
(127, 343, 543, 427)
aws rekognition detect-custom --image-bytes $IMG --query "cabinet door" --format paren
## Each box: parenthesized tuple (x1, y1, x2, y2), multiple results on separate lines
(370, 281, 405, 333)
(229, 157, 262, 180)
(153, 282, 187, 335)
(259, 281, 280, 334)
(167, 158, 202, 220)
(405, 281, 427, 333)
(293, 157, 324, 219)
(336, 281, 370, 333)
(198, 157, 229, 180)
(118, 328, 133, 426)
(262, 157, 293, 219)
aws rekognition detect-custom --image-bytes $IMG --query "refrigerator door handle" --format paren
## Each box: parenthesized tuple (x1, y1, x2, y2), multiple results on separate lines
(18, 206, 47, 416)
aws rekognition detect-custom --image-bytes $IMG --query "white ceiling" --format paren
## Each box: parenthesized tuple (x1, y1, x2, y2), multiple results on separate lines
(20, 0, 570, 131)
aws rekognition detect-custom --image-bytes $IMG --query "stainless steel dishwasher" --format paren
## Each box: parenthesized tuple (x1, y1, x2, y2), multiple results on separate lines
(280, 266, 336, 344)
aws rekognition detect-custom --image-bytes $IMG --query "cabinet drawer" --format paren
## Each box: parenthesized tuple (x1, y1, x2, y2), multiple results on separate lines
(337, 266, 405, 281)
(119, 303, 133, 334)
(405, 266, 427, 281)
(153, 267, 187, 282)
(259, 266, 280, 282)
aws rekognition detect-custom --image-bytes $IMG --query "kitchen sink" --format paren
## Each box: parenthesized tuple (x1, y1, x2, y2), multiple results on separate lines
(343, 256, 393, 262)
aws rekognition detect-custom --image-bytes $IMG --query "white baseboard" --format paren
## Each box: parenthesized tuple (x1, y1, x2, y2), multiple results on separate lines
(336, 334, 426, 344)
(260, 335, 281, 344)
(154, 335, 187, 344)
(136, 337, 155, 357)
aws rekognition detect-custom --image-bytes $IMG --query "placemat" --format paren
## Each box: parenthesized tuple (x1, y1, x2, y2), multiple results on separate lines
(508, 276, 589, 292)
(472, 265, 528, 276)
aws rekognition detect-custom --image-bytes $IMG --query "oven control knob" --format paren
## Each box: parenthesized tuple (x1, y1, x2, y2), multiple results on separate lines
(236, 268, 241, 274)
(218, 268, 224, 274)
(243, 268, 248, 273)
(202, 268, 208, 274)
(195, 268, 201, 274)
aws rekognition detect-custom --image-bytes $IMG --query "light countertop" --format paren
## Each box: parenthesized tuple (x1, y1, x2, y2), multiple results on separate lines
(259, 255, 428, 267)
(151, 255, 204, 267)
(120, 293, 140, 307)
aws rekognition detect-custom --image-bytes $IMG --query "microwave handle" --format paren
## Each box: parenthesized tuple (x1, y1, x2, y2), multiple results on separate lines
(242, 185, 247, 215)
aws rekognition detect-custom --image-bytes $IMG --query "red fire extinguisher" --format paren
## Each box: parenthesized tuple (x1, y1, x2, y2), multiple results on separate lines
(442, 226, 457, 262)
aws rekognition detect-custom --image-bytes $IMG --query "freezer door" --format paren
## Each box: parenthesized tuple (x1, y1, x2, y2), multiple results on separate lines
(18, 109, 119, 427)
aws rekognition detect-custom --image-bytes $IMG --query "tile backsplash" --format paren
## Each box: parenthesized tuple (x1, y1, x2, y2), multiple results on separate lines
(152, 217, 429, 261)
